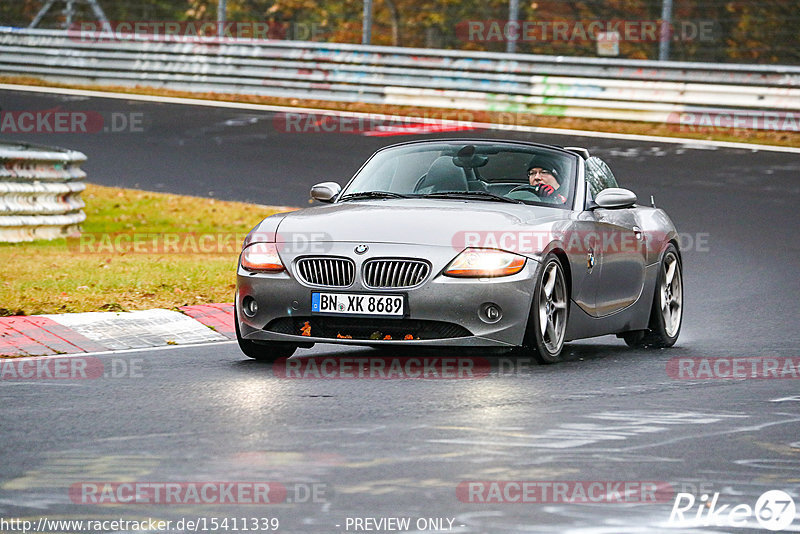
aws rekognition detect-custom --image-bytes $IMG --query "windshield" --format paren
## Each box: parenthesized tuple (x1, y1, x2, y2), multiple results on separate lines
(340, 142, 577, 208)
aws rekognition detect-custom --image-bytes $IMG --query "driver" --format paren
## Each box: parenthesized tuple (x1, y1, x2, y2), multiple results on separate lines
(526, 162, 567, 204)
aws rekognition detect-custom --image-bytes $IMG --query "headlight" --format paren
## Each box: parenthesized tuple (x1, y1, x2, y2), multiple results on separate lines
(240, 242, 284, 272)
(444, 248, 526, 278)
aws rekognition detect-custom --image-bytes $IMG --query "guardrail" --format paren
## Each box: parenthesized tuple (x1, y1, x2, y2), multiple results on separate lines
(0, 140, 86, 242)
(1, 27, 799, 130)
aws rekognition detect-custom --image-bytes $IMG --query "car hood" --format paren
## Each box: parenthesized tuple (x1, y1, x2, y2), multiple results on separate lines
(264, 199, 570, 247)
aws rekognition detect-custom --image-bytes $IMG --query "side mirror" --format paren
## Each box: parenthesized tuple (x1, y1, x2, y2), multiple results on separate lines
(310, 182, 341, 203)
(594, 188, 637, 209)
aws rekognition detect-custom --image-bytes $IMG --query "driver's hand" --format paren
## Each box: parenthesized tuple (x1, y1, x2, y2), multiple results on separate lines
(533, 183, 556, 197)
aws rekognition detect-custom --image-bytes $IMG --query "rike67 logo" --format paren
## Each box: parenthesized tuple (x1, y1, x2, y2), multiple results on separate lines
(669, 490, 796, 531)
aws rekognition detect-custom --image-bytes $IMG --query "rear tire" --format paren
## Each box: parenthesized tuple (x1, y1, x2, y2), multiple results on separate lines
(521, 254, 569, 364)
(625, 244, 683, 348)
(235, 307, 297, 361)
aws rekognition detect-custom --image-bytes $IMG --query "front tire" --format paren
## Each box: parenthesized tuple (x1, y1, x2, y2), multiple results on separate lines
(235, 307, 297, 361)
(625, 244, 683, 348)
(522, 254, 569, 363)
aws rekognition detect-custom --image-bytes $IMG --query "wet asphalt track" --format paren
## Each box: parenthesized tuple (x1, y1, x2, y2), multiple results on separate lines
(1, 88, 800, 532)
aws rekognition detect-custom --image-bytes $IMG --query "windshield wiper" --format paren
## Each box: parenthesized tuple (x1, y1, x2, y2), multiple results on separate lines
(338, 191, 410, 201)
(420, 191, 524, 204)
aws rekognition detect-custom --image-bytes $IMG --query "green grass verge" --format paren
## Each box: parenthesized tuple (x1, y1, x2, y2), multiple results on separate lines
(0, 184, 291, 315)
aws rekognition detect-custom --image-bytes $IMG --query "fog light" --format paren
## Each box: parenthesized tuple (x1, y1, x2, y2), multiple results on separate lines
(242, 296, 258, 317)
(479, 303, 502, 324)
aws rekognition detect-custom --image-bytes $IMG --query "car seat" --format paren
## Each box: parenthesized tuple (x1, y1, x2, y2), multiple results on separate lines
(414, 156, 469, 193)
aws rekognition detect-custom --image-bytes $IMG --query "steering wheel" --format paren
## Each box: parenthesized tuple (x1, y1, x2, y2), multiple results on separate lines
(509, 185, 538, 194)
(508, 184, 564, 204)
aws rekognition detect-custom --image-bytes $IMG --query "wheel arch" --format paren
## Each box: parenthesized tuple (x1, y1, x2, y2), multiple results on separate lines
(550, 247, 572, 304)
(668, 238, 683, 262)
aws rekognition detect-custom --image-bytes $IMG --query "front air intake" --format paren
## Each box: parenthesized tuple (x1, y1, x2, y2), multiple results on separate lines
(295, 257, 355, 287)
(362, 259, 430, 289)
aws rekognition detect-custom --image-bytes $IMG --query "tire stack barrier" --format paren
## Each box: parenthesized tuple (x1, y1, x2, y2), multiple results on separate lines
(0, 141, 87, 242)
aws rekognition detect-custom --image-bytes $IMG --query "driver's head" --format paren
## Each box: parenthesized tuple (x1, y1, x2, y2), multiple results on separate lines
(527, 157, 561, 189)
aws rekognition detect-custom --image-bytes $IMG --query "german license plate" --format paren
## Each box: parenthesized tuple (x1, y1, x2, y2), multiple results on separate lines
(311, 293, 404, 316)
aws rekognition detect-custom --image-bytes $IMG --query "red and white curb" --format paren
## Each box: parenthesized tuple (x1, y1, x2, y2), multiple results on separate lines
(0, 304, 235, 357)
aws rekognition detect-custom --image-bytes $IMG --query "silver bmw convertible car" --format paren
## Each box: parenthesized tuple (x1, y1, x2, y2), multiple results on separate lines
(235, 139, 683, 363)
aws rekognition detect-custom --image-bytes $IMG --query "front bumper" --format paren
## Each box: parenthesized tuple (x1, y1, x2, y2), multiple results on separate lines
(237, 242, 540, 348)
